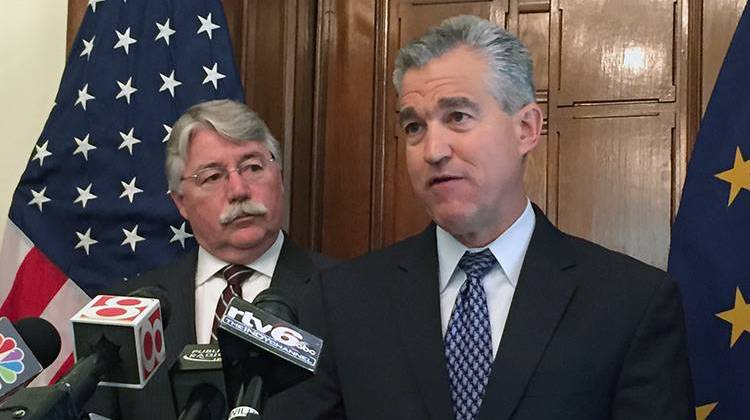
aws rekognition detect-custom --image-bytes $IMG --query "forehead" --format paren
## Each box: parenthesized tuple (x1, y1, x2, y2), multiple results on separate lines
(186, 128, 269, 162)
(399, 46, 492, 111)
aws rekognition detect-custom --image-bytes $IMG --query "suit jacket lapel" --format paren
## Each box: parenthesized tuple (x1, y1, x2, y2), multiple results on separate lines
(270, 233, 316, 290)
(479, 206, 577, 420)
(165, 248, 200, 351)
(391, 226, 455, 420)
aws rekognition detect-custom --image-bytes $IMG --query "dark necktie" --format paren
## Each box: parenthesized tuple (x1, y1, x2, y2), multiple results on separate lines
(211, 264, 254, 341)
(444, 249, 497, 420)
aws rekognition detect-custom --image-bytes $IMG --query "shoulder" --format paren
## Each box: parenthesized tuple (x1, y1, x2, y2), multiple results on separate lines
(317, 229, 432, 282)
(108, 249, 197, 295)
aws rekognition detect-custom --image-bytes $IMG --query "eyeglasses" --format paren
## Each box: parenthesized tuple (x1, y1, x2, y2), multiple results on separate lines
(181, 154, 276, 190)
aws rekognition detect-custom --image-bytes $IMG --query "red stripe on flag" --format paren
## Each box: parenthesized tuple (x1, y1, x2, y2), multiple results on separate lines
(49, 354, 74, 385)
(0, 247, 67, 321)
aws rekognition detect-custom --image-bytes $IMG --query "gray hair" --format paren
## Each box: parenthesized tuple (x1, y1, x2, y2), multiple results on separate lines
(165, 99, 281, 193)
(392, 15, 535, 114)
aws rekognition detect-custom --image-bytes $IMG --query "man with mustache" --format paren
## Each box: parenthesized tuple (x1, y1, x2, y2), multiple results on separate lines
(87, 99, 332, 419)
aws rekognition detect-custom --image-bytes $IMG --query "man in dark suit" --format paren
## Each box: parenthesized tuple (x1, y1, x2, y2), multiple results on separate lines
(270, 15, 694, 420)
(87, 99, 332, 419)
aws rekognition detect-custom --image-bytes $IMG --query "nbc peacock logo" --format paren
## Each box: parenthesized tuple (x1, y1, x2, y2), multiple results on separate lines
(0, 334, 25, 390)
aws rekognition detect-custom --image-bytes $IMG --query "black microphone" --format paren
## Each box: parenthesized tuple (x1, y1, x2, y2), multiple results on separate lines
(0, 287, 171, 420)
(169, 343, 226, 420)
(217, 288, 323, 419)
(14, 317, 62, 370)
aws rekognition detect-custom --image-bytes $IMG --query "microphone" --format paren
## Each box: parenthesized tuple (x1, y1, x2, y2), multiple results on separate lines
(0, 317, 61, 402)
(217, 288, 323, 419)
(170, 344, 226, 420)
(0, 287, 170, 419)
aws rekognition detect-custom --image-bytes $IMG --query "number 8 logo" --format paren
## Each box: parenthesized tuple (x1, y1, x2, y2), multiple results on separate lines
(81, 296, 148, 321)
(140, 310, 165, 378)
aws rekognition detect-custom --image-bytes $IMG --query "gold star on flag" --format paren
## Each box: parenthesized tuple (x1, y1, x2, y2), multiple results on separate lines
(696, 402, 717, 420)
(715, 146, 750, 206)
(716, 287, 750, 347)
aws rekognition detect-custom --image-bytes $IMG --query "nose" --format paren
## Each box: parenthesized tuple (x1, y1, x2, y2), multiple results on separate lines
(422, 124, 452, 165)
(225, 170, 249, 202)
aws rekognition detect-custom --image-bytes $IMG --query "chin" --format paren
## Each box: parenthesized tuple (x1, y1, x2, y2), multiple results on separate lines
(428, 207, 476, 235)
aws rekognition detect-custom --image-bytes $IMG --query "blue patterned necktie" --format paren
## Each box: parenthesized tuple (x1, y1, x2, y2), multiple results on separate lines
(444, 249, 497, 420)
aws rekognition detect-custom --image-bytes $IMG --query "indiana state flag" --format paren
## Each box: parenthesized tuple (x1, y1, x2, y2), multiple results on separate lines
(668, 4, 750, 420)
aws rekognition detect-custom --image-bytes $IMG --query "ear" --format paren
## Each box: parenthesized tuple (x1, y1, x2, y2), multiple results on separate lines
(515, 103, 543, 156)
(170, 191, 189, 220)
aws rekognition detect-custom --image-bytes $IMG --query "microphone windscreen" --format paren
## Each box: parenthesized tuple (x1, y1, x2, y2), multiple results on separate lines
(129, 286, 172, 328)
(14, 318, 61, 369)
(252, 288, 298, 324)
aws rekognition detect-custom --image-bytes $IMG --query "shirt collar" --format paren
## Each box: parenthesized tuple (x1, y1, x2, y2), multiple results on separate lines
(436, 199, 536, 293)
(195, 230, 285, 287)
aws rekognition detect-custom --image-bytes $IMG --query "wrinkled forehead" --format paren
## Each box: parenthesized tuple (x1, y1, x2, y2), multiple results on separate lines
(397, 46, 493, 109)
(186, 128, 270, 161)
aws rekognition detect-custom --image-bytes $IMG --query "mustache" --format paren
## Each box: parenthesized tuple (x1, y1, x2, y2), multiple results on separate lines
(219, 200, 268, 225)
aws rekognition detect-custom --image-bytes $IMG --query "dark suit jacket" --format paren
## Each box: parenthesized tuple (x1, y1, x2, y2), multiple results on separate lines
(268, 206, 695, 420)
(86, 234, 333, 419)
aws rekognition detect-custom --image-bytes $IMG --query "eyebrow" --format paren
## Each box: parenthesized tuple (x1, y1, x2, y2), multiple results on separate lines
(192, 152, 265, 172)
(398, 96, 481, 127)
(398, 107, 419, 127)
(437, 97, 481, 115)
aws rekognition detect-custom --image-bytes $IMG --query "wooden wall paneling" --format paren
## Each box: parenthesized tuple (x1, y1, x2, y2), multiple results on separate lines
(318, 0, 377, 258)
(702, 0, 747, 115)
(548, 0, 688, 267)
(289, 0, 321, 250)
(556, 0, 677, 106)
(555, 106, 676, 269)
(370, 0, 391, 250)
(518, 7, 550, 213)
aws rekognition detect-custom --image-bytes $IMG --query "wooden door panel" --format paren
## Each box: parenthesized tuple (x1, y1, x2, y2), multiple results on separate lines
(400, 1, 508, 46)
(556, 0, 677, 105)
(555, 107, 675, 268)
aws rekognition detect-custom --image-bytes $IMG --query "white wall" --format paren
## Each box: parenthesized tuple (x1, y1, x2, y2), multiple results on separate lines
(0, 2, 67, 240)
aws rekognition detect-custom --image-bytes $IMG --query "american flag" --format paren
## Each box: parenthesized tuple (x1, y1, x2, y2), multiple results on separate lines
(0, 0, 244, 385)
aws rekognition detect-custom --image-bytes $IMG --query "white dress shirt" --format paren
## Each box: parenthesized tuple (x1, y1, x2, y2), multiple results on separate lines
(193, 231, 284, 344)
(437, 200, 535, 359)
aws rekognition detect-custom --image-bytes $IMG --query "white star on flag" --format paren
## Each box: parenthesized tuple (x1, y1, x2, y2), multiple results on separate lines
(80, 36, 95, 60)
(118, 128, 141, 155)
(162, 124, 172, 143)
(155, 19, 176, 45)
(114, 27, 137, 54)
(74, 183, 98, 208)
(197, 13, 220, 39)
(75, 228, 98, 255)
(88, 0, 105, 12)
(119, 177, 143, 203)
(73, 134, 97, 160)
(116, 77, 138, 104)
(33, 141, 52, 166)
(159, 70, 182, 97)
(28, 187, 51, 212)
(169, 222, 194, 248)
(121, 225, 145, 252)
(75, 84, 95, 110)
(202, 63, 226, 89)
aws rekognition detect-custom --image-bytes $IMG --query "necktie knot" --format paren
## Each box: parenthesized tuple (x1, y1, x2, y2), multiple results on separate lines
(458, 249, 497, 282)
(222, 264, 253, 289)
(212, 264, 254, 341)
